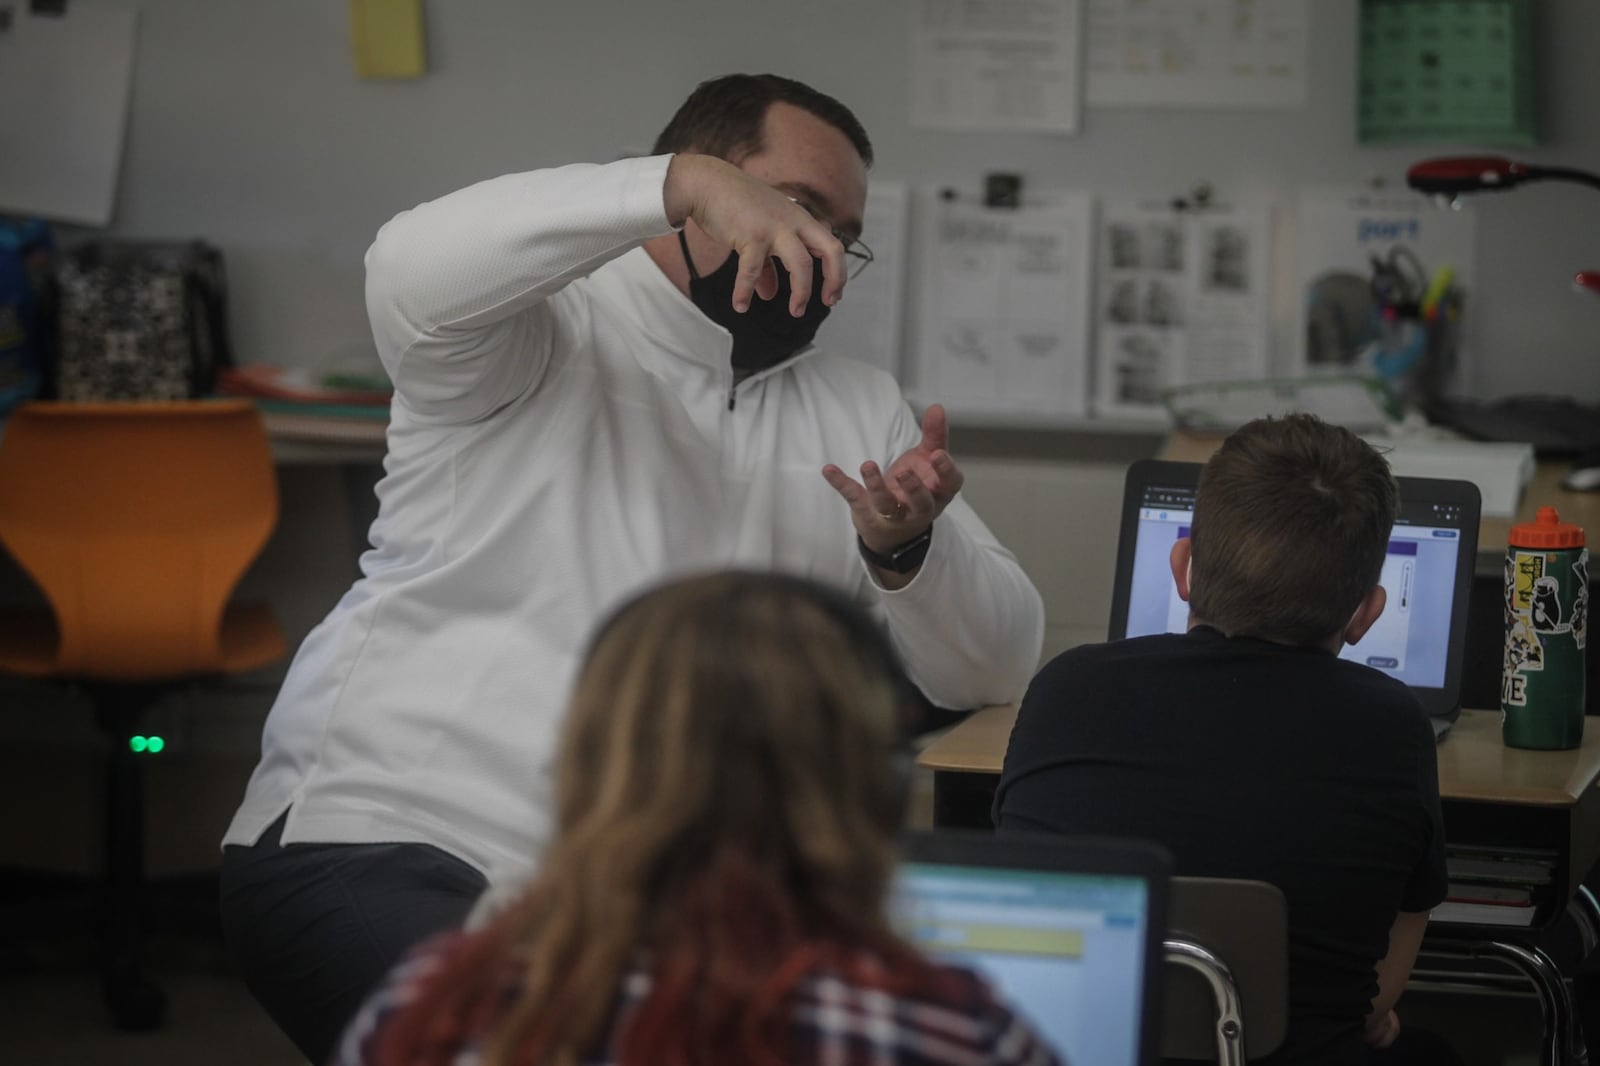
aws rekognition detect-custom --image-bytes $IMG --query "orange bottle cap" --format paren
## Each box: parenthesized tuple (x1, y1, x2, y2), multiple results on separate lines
(1508, 506, 1586, 549)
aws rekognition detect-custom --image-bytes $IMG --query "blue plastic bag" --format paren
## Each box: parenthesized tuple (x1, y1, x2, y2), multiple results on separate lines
(0, 218, 53, 415)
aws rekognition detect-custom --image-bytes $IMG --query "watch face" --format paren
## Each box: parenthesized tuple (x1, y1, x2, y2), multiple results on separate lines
(889, 536, 932, 571)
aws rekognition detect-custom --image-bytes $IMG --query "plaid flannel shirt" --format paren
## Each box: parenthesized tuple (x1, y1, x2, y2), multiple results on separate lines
(335, 935, 1062, 1066)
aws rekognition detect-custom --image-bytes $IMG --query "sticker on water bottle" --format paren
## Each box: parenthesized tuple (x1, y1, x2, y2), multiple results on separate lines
(1504, 619, 1543, 674)
(1504, 551, 1549, 708)
(1513, 552, 1573, 634)
(1573, 550, 1589, 651)
(1512, 552, 1545, 615)
(1531, 576, 1566, 633)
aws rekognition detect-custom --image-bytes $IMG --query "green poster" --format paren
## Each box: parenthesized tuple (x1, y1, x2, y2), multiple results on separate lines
(1358, 0, 1536, 146)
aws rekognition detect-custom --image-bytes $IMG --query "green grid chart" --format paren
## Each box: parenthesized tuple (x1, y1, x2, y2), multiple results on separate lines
(1358, 0, 1536, 146)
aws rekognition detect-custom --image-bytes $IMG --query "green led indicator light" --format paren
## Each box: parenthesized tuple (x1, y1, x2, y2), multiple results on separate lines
(129, 736, 146, 753)
(128, 735, 166, 754)
(147, 736, 165, 754)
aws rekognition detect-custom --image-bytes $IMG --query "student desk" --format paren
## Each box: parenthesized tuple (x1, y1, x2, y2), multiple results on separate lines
(917, 705, 1600, 1065)
(263, 411, 388, 465)
(263, 416, 388, 558)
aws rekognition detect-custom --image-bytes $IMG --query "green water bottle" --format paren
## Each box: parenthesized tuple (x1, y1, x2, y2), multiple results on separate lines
(1502, 507, 1588, 750)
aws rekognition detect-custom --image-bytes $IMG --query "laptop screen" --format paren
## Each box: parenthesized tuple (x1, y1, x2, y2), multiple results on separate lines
(894, 840, 1166, 1066)
(1110, 461, 1481, 716)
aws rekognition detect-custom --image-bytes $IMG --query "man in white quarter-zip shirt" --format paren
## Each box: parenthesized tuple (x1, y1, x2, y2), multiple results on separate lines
(219, 73, 1045, 1064)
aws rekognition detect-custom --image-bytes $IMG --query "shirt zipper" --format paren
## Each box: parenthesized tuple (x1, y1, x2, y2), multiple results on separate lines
(724, 343, 821, 413)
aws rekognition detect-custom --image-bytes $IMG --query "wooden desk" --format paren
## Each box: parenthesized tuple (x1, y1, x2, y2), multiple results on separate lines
(921, 704, 1600, 801)
(260, 416, 387, 559)
(917, 703, 1017, 777)
(262, 410, 388, 465)
(919, 705, 1600, 909)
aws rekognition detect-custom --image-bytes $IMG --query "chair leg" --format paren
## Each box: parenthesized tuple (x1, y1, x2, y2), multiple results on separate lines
(92, 684, 167, 1031)
(1422, 938, 1587, 1066)
(1574, 887, 1600, 961)
(1165, 938, 1246, 1066)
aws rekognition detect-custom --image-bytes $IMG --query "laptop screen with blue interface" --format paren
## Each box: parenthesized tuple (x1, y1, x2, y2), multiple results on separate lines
(1113, 464, 1478, 708)
(893, 861, 1155, 1066)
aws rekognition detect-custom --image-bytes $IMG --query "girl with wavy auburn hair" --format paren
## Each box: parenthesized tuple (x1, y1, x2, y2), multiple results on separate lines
(332, 571, 1057, 1066)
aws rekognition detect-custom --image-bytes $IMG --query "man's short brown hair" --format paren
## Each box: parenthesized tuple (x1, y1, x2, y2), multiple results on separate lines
(1188, 414, 1397, 645)
(652, 73, 874, 168)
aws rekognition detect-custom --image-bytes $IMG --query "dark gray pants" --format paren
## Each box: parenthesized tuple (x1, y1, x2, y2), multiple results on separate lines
(219, 812, 487, 1065)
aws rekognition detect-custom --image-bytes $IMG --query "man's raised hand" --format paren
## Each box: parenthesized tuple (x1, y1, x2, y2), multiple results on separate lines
(662, 154, 846, 315)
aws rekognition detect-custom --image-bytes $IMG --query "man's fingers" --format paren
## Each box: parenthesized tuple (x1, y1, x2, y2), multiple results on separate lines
(755, 258, 780, 303)
(897, 454, 940, 494)
(893, 452, 954, 498)
(732, 245, 771, 313)
(821, 464, 867, 507)
(804, 227, 848, 308)
(931, 450, 965, 498)
(919, 403, 949, 455)
(860, 461, 904, 516)
(894, 467, 936, 516)
(770, 231, 815, 316)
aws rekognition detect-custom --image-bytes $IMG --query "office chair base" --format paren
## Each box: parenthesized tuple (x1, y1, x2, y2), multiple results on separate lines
(93, 682, 167, 1032)
(104, 964, 166, 1031)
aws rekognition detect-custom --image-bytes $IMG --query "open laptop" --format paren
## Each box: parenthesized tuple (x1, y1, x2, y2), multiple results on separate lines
(894, 830, 1170, 1066)
(1107, 459, 1482, 739)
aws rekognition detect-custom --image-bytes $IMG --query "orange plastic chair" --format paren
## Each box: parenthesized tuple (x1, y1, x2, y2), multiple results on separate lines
(0, 399, 287, 1029)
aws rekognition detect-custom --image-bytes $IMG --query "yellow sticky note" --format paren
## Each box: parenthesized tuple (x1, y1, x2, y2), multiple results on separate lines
(349, 0, 426, 80)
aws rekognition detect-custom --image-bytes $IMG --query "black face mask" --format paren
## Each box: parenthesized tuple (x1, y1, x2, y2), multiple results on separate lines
(678, 230, 830, 373)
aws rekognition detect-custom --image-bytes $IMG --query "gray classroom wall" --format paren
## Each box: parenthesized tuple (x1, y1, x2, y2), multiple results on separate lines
(75, 0, 1600, 402)
(74, 0, 1594, 659)
(8, 0, 1600, 876)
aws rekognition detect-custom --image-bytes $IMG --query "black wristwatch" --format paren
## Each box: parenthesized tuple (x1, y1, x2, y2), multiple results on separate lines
(857, 524, 934, 574)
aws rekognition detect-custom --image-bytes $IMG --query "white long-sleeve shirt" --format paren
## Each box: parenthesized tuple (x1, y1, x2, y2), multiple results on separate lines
(225, 154, 1044, 886)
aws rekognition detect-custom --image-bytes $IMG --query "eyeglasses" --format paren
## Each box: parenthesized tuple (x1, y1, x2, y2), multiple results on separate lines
(787, 197, 874, 279)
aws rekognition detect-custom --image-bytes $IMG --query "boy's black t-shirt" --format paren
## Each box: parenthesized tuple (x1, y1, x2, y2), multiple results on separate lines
(995, 626, 1447, 1066)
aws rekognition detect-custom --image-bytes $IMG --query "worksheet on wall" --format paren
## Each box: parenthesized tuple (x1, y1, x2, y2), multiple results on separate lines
(815, 181, 910, 380)
(1093, 201, 1272, 420)
(910, 192, 1095, 421)
(1085, 0, 1309, 109)
(910, 0, 1084, 134)
(0, 4, 139, 225)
